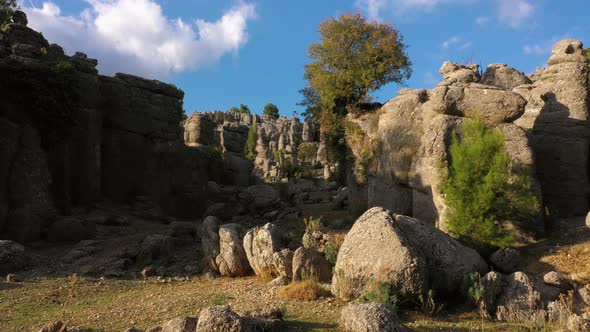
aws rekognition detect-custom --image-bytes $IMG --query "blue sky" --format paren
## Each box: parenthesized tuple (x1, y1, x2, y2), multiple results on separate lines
(20, 0, 590, 116)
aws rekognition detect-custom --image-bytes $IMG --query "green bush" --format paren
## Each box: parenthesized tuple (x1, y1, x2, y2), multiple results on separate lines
(263, 103, 280, 120)
(440, 118, 539, 250)
(211, 293, 228, 306)
(244, 123, 258, 161)
(362, 281, 399, 313)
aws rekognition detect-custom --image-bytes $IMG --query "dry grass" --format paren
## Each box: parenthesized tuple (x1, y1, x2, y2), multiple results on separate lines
(279, 280, 329, 301)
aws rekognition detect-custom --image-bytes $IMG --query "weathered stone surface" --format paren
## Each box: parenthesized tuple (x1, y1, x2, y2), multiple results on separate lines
(439, 61, 480, 85)
(340, 303, 407, 332)
(0, 240, 26, 275)
(184, 113, 214, 146)
(424, 84, 526, 124)
(197, 306, 241, 331)
(543, 271, 573, 290)
(216, 223, 250, 277)
(292, 247, 332, 283)
(480, 64, 532, 90)
(243, 223, 283, 278)
(201, 216, 221, 273)
(586, 212, 590, 228)
(246, 184, 279, 210)
(332, 207, 487, 300)
(490, 248, 522, 274)
(495, 272, 543, 323)
(481, 271, 507, 318)
(47, 217, 96, 242)
(514, 39, 590, 216)
(161, 317, 197, 332)
(271, 249, 294, 278)
(137, 234, 174, 264)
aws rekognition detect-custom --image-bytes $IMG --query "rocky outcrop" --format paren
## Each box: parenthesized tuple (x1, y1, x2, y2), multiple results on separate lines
(184, 110, 320, 181)
(331, 207, 488, 300)
(0, 12, 222, 241)
(352, 49, 550, 235)
(292, 247, 332, 283)
(340, 303, 408, 332)
(481, 63, 532, 90)
(513, 39, 590, 216)
(243, 223, 283, 278)
(215, 223, 250, 277)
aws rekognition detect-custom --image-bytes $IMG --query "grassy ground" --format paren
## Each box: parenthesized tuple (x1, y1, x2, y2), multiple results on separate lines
(0, 275, 564, 332)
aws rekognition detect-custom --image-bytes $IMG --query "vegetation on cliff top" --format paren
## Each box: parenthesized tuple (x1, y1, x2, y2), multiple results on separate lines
(440, 118, 540, 250)
(263, 103, 280, 120)
(0, 0, 18, 27)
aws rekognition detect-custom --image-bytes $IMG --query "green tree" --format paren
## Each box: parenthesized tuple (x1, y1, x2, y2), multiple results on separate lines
(244, 123, 258, 161)
(304, 12, 411, 113)
(297, 87, 322, 122)
(229, 106, 240, 113)
(239, 104, 251, 114)
(440, 118, 539, 250)
(1, 0, 19, 27)
(263, 103, 280, 120)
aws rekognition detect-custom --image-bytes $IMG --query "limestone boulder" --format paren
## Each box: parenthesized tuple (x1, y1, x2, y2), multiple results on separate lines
(292, 247, 332, 283)
(424, 84, 526, 124)
(243, 223, 282, 278)
(201, 216, 221, 273)
(331, 207, 487, 300)
(495, 272, 544, 323)
(215, 223, 250, 277)
(0, 240, 26, 275)
(439, 61, 480, 85)
(543, 271, 572, 290)
(340, 303, 408, 332)
(480, 64, 532, 90)
(271, 249, 294, 278)
(161, 317, 197, 332)
(490, 248, 522, 274)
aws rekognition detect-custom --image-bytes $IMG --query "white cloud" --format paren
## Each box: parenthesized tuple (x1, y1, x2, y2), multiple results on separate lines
(523, 44, 548, 56)
(23, 0, 256, 79)
(442, 36, 460, 49)
(497, 0, 534, 28)
(355, 0, 475, 20)
(475, 16, 490, 25)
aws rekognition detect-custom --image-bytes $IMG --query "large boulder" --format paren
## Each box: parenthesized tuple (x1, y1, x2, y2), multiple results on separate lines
(332, 207, 488, 300)
(271, 249, 294, 278)
(490, 248, 522, 274)
(340, 303, 408, 332)
(0, 240, 26, 275)
(424, 84, 526, 124)
(161, 317, 197, 332)
(197, 306, 282, 332)
(439, 61, 480, 85)
(243, 223, 282, 278)
(292, 247, 332, 283)
(201, 216, 221, 273)
(215, 223, 250, 277)
(495, 272, 544, 323)
(480, 64, 532, 90)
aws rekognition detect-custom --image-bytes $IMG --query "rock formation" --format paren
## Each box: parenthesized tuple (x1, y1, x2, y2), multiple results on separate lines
(183, 110, 319, 181)
(344, 41, 590, 235)
(0, 12, 222, 241)
(513, 39, 590, 216)
(331, 207, 488, 300)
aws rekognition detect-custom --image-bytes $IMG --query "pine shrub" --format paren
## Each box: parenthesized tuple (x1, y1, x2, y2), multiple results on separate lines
(440, 118, 539, 250)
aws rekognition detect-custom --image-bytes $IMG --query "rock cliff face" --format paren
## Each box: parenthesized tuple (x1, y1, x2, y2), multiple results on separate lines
(348, 39, 590, 234)
(184, 111, 319, 181)
(0, 12, 221, 241)
(513, 39, 590, 216)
